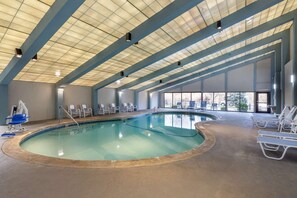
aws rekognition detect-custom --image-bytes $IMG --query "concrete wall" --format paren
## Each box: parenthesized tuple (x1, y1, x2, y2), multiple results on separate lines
(228, 64, 254, 91)
(97, 88, 116, 106)
(8, 81, 56, 121)
(150, 92, 158, 109)
(119, 89, 134, 105)
(204, 73, 225, 91)
(64, 85, 92, 108)
(256, 58, 271, 91)
(284, 61, 293, 106)
(138, 91, 148, 110)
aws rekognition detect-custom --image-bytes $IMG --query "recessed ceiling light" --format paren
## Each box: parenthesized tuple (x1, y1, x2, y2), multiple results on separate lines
(55, 70, 61, 77)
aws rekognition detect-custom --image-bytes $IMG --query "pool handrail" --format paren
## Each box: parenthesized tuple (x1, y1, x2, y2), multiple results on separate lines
(59, 106, 80, 128)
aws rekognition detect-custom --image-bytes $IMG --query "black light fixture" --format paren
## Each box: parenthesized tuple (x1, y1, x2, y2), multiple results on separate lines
(216, 20, 222, 30)
(125, 32, 132, 42)
(15, 48, 22, 58)
(159, 80, 163, 83)
(32, 54, 37, 61)
(177, 61, 181, 66)
(120, 71, 124, 77)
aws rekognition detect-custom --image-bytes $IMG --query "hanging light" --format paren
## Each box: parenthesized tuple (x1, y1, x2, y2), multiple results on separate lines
(177, 61, 181, 66)
(125, 32, 132, 42)
(15, 48, 22, 58)
(216, 20, 222, 30)
(32, 54, 37, 61)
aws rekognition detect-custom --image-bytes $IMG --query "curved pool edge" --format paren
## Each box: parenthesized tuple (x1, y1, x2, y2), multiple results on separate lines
(1, 110, 216, 168)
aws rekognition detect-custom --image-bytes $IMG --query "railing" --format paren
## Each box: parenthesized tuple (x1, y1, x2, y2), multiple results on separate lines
(59, 106, 80, 128)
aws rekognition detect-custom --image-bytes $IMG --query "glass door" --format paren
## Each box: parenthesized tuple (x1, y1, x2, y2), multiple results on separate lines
(256, 92, 270, 113)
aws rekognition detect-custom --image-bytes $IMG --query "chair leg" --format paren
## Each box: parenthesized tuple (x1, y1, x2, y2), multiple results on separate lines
(259, 143, 289, 160)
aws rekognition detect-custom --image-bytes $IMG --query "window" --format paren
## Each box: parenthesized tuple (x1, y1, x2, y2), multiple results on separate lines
(241, 92, 254, 112)
(172, 93, 182, 108)
(182, 93, 191, 108)
(192, 93, 201, 108)
(227, 92, 240, 111)
(213, 93, 226, 111)
(164, 93, 172, 108)
(203, 93, 214, 110)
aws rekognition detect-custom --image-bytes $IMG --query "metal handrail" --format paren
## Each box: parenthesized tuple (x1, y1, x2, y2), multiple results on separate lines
(59, 106, 79, 128)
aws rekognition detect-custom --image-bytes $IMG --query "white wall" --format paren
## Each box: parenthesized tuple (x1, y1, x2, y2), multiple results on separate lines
(182, 81, 201, 92)
(138, 91, 148, 110)
(227, 64, 254, 91)
(119, 89, 134, 105)
(150, 92, 158, 109)
(64, 85, 92, 108)
(97, 88, 116, 106)
(256, 58, 271, 91)
(8, 81, 56, 121)
(204, 73, 225, 91)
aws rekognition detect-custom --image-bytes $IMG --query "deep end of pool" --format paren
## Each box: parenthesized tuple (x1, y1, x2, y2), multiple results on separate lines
(2, 111, 216, 168)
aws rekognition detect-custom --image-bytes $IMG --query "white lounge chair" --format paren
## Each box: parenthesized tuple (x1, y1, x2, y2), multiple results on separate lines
(80, 104, 92, 117)
(258, 130, 297, 139)
(251, 106, 292, 129)
(98, 104, 110, 115)
(257, 136, 297, 160)
(128, 103, 137, 112)
(121, 103, 129, 112)
(278, 106, 297, 132)
(68, 105, 81, 118)
(109, 103, 120, 114)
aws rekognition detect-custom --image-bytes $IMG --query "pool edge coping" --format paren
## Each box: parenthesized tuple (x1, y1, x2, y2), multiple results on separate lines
(1, 110, 217, 168)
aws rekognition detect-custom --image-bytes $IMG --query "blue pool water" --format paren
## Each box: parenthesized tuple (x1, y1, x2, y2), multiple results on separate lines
(21, 113, 213, 160)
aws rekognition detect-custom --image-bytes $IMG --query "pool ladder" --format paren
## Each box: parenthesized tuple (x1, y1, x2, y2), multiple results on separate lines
(58, 106, 80, 128)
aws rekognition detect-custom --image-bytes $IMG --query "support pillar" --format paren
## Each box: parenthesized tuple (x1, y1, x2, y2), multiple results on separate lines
(275, 45, 282, 113)
(293, 19, 297, 105)
(0, 85, 8, 125)
(147, 91, 151, 109)
(158, 92, 161, 108)
(134, 91, 138, 108)
(116, 89, 120, 107)
(55, 86, 64, 119)
(92, 89, 98, 115)
(281, 31, 290, 108)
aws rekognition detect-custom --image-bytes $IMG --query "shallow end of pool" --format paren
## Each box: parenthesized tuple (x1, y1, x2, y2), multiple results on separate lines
(2, 111, 216, 168)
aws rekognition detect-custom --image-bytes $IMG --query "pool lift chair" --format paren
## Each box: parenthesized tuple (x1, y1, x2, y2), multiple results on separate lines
(2, 100, 29, 137)
(80, 104, 93, 117)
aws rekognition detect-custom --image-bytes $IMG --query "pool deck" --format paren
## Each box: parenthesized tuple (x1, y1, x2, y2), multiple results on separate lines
(1, 110, 297, 198)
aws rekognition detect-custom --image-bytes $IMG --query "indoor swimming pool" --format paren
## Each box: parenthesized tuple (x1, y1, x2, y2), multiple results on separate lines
(20, 113, 213, 161)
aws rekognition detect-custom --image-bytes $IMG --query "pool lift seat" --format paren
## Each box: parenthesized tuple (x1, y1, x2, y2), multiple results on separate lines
(2, 100, 29, 137)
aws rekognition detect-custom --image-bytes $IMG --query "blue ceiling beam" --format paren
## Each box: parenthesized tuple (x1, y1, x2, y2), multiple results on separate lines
(93, 0, 282, 90)
(135, 30, 287, 92)
(120, 8, 296, 90)
(0, 0, 85, 85)
(57, 0, 204, 87)
(147, 45, 279, 93)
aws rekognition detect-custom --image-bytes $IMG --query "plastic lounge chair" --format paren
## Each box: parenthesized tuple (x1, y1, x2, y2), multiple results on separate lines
(258, 130, 297, 139)
(188, 101, 195, 110)
(80, 104, 92, 118)
(251, 106, 292, 129)
(109, 103, 120, 114)
(68, 105, 81, 118)
(98, 104, 109, 115)
(199, 101, 207, 111)
(278, 106, 297, 132)
(176, 102, 182, 109)
(121, 103, 129, 112)
(257, 136, 297, 160)
(128, 103, 137, 112)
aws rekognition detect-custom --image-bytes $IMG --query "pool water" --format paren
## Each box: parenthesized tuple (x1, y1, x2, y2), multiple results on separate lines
(21, 113, 212, 160)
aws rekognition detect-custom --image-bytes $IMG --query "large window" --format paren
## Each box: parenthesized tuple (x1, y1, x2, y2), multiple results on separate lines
(164, 93, 172, 108)
(214, 93, 226, 111)
(164, 91, 257, 112)
(203, 93, 214, 110)
(182, 93, 191, 108)
(172, 93, 182, 108)
(192, 93, 202, 108)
